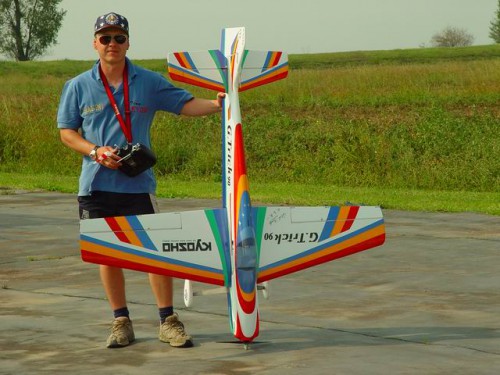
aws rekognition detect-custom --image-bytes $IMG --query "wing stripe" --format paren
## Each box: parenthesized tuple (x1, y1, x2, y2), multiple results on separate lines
(240, 63, 288, 92)
(258, 220, 385, 280)
(257, 232, 385, 283)
(341, 206, 359, 232)
(105, 217, 130, 243)
(173, 52, 199, 73)
(104, 216, 157, 251)
(80, 235, 224, 282)
(262, 51, 282, 72)
(209, 49, 228, 90)
(167, 65, 225, 91)
(205, 209, 231, 286)
(123, 215, 158, 251)
(319, 207, 340, 241)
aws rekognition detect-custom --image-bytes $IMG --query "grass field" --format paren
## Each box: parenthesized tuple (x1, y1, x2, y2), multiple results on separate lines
(0, 45, 499, 214)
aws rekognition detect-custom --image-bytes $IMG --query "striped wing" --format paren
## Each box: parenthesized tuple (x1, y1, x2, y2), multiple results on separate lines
(167, 50, 228, 92)
(80, 209, 230, 286)
(253, 206, 385, 282)
(167, 49, 288, 92)
(240, 50, 288, 92)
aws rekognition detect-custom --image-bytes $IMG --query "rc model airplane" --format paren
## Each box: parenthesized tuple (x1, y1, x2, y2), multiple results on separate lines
(80, 27, 386, 348)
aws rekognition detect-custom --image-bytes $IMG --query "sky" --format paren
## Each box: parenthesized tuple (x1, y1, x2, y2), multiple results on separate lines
(41, 0, 498, 61)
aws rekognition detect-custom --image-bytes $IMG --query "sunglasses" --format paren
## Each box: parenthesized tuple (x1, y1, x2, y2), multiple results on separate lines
(98, 35, 128, 45)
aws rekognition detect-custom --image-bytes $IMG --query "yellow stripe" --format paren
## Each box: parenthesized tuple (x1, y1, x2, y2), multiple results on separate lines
(240, 288, 256, 302)
(267, 52, 279, 68)
(330, 206, 350, 236)
(114, 217, 143, 247)
(259, 225, 385, 279)
(82, 240, 224, 282)
(240, 65, 288, 90)
(178, 53, 192, 69)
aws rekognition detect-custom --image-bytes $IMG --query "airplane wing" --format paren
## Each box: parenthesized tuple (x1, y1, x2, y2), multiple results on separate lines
(167, 50, 228, 92)
(167, 49, 288, 92)
(253, 206, 385, 283)
(239, 50, 288, 92)
(80, 209, 230, 286)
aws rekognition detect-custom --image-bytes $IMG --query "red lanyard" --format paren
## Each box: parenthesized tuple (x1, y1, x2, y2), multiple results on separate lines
(99, 62, 132, 142)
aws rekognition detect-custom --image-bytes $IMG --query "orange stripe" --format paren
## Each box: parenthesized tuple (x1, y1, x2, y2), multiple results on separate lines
(175, 52, 191, 69)
(168, 66, 225, 92)
(81, 240, 224, 282)
(330, 206, 350, 236)
(259, 225, 385, 279)
(113, 217, 143, 247)
(239, 287, 256, 303)
(239, 66, 288, 91)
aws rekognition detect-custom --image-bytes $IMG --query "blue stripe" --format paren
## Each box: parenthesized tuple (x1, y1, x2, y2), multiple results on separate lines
(262, 51, 273, 72)
(168, 63, 224, 87)
(183, 53, 199, 73)
(259, 219, 384, 272)
(318, 206, 340, 242)
(241, 62, 288, 86)
(209, 49, 228, 91)
(125, 216, 157, 251)
(81, 234, 223, 275)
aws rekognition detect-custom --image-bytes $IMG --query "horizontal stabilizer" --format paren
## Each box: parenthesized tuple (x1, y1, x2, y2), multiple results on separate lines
(80, 209, 230, 286)
(254, 205, 385, 282)
(239, 50, 288, 91)
(167, 50, 227, 92)
(167, 49, 288, 92)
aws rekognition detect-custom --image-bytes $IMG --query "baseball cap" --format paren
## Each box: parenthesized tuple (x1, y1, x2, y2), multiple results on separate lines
(94, 12, 129, 35)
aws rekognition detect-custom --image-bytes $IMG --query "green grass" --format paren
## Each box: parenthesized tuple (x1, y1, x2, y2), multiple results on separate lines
(0, 45, 499, 214)
(1, 172, 499, 215)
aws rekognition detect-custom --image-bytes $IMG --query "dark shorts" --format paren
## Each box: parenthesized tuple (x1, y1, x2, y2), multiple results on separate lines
(78, 191, 159, 220)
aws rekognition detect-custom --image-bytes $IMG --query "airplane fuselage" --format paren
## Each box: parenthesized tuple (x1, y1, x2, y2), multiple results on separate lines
(221, 28, 260, 342)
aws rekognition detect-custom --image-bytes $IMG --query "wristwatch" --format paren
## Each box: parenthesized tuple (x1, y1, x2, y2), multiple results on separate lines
(89, 145, 100, 160)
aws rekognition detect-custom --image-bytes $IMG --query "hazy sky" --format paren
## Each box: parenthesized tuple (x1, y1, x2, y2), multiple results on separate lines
(42, 0, 497, 61)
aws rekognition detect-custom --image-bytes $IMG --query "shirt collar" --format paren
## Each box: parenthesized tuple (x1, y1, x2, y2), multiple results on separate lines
(92, 57, 137, 82)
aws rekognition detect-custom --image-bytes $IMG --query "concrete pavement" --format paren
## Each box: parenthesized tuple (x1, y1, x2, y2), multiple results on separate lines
(1, 191, 499, 374)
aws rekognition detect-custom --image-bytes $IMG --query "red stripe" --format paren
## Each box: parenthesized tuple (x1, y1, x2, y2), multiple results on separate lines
(257, 233, 386, 283)
(80, 250, 225, 286)
(174, 52, 188, 68)
(169, 72, 223, 92)
(341, 206, 359, 232)
(234, 124, 246, 177)
(235, 276, 256, 314)
(239, 71, 288, 92)
(234, 312, 260, 342)
(105, 217, 130, 243)
(271, 52, 282, 67)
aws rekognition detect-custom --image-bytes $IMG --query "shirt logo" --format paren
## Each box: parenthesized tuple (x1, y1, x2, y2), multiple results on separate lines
(130, 100, 149, 113)
(82, 103, 104, 115)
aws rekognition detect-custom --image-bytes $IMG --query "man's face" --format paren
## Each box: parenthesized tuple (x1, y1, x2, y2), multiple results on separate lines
(93, 28, 129, 64)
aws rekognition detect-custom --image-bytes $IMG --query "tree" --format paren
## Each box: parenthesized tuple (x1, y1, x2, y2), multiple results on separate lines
(490, 0, 500, 43)
(0, 0, 66, 61)
(431, 26, 474, 47)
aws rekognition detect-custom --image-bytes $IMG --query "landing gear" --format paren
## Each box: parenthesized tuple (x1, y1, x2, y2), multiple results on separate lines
(258, 281, 270, 300)
(183, 279, 193, 308)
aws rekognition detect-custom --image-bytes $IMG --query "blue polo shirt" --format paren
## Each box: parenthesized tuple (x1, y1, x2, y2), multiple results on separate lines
(57, 58, 193, 196)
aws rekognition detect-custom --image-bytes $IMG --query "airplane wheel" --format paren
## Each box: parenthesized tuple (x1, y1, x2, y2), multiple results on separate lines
(184, 280, 194, 307)
(260, 281, 270, 300)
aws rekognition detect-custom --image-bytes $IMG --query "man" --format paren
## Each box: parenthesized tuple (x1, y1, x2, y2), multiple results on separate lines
(57, 12, 224, 349)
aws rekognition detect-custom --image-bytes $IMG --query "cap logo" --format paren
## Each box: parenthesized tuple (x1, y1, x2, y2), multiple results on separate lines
(105, 13, 119, 25)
